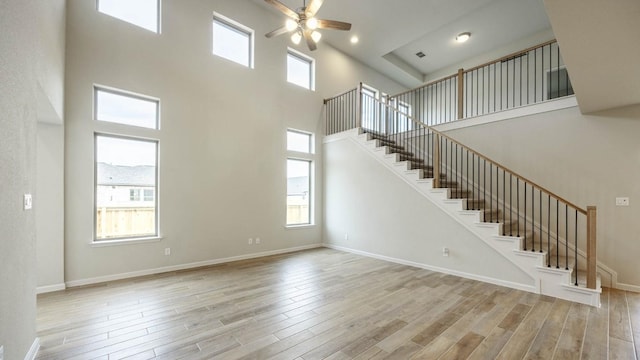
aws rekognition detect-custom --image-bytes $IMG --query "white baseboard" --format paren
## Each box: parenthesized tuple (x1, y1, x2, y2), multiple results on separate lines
(324, 244, 537, 294)
(36, 283, 66, 294)
(65, 244, 322, 288)
(25, 338, 39, 360)
(614, 282, 640, 293)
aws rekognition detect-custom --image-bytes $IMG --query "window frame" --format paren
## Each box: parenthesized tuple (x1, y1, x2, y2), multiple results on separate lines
(94, 85, 160, 130)
(96, 0, 161, 33)
(286, 128, 315, 227)
(212, 12, 255, 69)
(287, 48, 315, 91)
(94, 133, 160, 242)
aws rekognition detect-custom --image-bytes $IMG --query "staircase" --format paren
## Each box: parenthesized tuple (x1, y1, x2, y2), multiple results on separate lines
(351, 127, 601, 306)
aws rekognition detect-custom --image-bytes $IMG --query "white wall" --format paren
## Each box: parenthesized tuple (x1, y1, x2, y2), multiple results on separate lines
(323, 136, 533, 288)
(64, 0, 404, 284)
(1, 0, 66, 358)
(445, 104, 640, 290)
(36, 123, 65, 291)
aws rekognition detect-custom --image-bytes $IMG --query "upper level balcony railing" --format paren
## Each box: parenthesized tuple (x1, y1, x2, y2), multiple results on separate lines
(357, 39, 573, 128)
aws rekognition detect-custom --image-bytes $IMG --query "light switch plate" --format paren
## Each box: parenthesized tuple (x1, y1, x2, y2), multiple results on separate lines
(24, 194, 32, 210)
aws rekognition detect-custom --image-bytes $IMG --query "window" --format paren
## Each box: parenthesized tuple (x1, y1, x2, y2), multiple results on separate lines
(287, 49, 314, 90)
(287, 130, 312, 153)
(97, 0, 160, 33)
(95, 87, 159, 129)
(213, 13, 254, 68)
(95, 135, 158, 240)
(546, 66, 574, 100)
(286, 129, 313, 226)
(287, 159, 311, 226)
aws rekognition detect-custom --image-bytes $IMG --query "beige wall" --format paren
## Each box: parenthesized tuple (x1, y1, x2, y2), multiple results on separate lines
(444, 104, 640, 290)
(63, 0, 404, 284)
(323, 136, 533, 288)
(1, 0, 66, 358)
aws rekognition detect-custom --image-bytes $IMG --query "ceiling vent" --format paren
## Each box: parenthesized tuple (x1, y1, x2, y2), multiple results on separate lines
(415, 51, 426, 58)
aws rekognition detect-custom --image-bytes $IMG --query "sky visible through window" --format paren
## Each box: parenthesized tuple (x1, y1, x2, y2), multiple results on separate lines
(287, 53, 312, 89)
(96, 89, 158, 129)
(96, 136, 156, 167)
(287, 159, 310, 178)
(287, 131, 311, 153)
(213, 19, 251, 67)
(98, 0, 159, 33)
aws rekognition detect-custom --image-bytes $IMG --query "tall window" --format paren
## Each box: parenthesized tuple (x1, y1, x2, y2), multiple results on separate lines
(287, 49, 314, 90)
(95, 135, 158, 240)
(212, 13, 254, 68)
(95, 87, 159, 129)
(286, 130, 313, 226)
(97, 0, 160, 33)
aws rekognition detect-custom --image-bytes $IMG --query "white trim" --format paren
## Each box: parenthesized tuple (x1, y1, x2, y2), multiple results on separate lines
(91, 236, 163, 247)
(65, 244, 322, 288)
(25, 338, 39, 360)
(432, 96, 578, 132)
(36, 283, 66, 294)
(324, 244, 537, 294)
(614, 282, 640, 293)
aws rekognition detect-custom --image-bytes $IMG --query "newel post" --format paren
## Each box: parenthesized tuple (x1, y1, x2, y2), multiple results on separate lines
(457, 68, 464, 120)
(433, 133, 441, 188)
(586, 206, 597, 289)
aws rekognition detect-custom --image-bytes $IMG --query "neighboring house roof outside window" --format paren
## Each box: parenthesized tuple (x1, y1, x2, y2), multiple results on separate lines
(97, 162, 155, 187)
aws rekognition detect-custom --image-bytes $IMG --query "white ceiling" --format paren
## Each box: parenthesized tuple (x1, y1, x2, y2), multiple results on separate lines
(255, 0, 552, 88)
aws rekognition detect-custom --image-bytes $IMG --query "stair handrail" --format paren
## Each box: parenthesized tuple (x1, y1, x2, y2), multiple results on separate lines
(359, 92, 597, 289)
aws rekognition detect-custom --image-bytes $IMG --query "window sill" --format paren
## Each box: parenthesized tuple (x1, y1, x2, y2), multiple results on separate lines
(91, 236, 163, 247)
(285, 224, 316, 230)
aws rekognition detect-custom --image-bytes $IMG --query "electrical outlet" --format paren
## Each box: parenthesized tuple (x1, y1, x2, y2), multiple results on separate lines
(442, 247, 450, 257)
(255, 237, 261, 244)
(24, 193, 32, 210)
(615, 197, 629, 206)
(248, 238, 253, 245)
(164, 248, 170, 256)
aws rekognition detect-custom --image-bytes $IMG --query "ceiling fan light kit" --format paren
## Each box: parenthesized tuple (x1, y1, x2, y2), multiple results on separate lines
(264, 0, 352, 51)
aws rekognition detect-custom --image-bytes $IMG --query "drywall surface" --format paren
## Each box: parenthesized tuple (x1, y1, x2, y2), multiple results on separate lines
(0, 0, 65, 357)
(36, 123, 65, 289)
(446, 105, 640, 289)
(323, 136, 532, 287)
(63, 0, 404, 284)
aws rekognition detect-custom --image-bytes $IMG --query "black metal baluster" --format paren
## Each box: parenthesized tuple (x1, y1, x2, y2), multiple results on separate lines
(483, 159, 487, 215)
(565, 204, 569, 270)
(575, 210, 578, 285)
(524, 183, 528, 250)
(547, 194, 551, 266)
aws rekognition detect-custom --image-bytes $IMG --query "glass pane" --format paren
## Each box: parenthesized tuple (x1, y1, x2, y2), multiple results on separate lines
(96, 135, 157, 240)
(96, 89, 158, 129)
(98, 0, 159, 33)
(287, 159, 310, 225)
(287, 130, 311, 153)
(287, 53, 311, 89)
(213, 20, 250, 67)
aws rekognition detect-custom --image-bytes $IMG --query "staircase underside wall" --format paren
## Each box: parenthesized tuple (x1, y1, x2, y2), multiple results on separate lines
(323, 136, 534, 289)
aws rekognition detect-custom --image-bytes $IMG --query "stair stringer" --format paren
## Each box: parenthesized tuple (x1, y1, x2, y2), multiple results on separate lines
(351, 129, 601, 306)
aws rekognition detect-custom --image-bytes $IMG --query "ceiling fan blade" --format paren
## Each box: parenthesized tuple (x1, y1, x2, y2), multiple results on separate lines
(303, 29, 317, 51)
(264, 0, 299, 20)
(317, 19, 352, 31)
(265, 25, 289, 38)
(305, 0, 324, 18)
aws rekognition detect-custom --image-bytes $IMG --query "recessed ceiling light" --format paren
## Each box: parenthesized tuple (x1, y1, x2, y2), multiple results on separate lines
(350, 35, 359, 44)
(456, 32, 471, 43)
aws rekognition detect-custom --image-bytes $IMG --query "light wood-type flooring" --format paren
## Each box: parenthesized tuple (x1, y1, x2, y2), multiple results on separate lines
(36, 248, 639, 359)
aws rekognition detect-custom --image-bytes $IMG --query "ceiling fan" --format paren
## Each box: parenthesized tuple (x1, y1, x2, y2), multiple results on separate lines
(264, 0, 352, 51)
